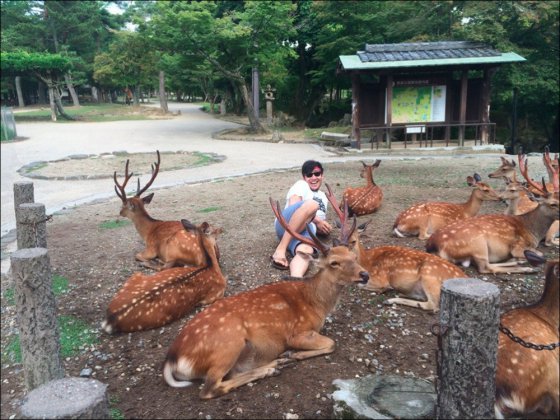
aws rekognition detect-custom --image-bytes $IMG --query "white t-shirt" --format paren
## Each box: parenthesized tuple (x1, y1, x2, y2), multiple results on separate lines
(285, 180, 328, 220)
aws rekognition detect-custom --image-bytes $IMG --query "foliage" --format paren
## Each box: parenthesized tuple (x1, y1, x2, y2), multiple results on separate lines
(1, 51, 72, 75)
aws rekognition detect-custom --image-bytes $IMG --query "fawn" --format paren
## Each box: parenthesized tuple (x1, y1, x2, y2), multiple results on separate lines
(342, 160, 383, 216)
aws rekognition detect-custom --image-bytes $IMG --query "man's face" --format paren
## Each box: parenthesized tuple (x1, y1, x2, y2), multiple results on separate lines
(303, 166, 323, 191)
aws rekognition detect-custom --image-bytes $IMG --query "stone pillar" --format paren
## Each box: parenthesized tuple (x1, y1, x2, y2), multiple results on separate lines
(11, 248, 64, 391)
(264, 84, 276, 125)
(436, 278, 500, 419)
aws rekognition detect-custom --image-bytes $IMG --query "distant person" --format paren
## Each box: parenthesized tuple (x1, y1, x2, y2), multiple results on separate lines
(271, 160, 332, 278)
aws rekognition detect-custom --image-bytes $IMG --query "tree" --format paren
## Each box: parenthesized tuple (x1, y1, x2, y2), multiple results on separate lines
(146, 1, 296, 133)
(1, 51, 74, 121)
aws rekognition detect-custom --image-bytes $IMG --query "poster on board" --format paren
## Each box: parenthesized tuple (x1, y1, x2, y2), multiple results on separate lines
(386, 85, 447, 124)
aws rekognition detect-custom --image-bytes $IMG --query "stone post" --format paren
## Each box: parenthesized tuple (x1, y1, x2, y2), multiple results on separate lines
(16, 203, 48, 249)
(436, 278, 500, 419)
(10, 248, 64, 391)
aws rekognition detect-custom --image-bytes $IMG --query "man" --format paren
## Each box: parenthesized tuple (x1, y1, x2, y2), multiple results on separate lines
(271, 160, 332, 277)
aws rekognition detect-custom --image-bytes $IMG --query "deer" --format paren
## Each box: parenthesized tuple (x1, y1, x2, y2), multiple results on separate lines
(393, 173, 501, 240)
(101, 219, 226, 333)
(326, 184, 466, 312)
(342, 160, 383, 216)
(162, 197, 369, 399)
(114, 150, 211, 270)
(495, 250, 559, 419)
(425, 169, 559, 274)
(489, 150, 559, 246)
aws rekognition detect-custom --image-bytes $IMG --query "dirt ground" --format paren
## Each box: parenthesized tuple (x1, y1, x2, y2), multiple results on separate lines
(1, 156, 558, 419)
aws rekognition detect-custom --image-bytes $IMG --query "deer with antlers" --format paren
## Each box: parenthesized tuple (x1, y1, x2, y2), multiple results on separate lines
(489, 149, 559, 246)
(495, 250, 559, 418)
(393, 173, 501, 240)
(426, 161, 559, 274)
(102, 219, 225, 333)
(162, 198, 369, 399)
(114, 150, 211, 270)
(342, 160, 383, 216)
(326, 184, 466, 312)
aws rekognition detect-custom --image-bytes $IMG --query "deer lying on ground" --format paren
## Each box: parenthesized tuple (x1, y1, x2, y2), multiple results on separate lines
(393, 173, 501, 239)
(495, 250, 559, 419)
(162, 198, 369, 399)
(489, 150, 559, 246)
(342, 160, 383, 216)
(426, 172, 559, 274)
(101, 219, 225, 333)
(114, 150, 212, 270)
(326, 184, 466, 312)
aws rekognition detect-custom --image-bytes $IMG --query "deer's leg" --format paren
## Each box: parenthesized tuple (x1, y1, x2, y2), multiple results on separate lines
(200, 359, 287, 399)
(385, 296, 437, 312)
(282, 330, 336, 360)
(544, 220, 559, 247)
(139, 259, 164, 270)
(136, 248, 158, 262)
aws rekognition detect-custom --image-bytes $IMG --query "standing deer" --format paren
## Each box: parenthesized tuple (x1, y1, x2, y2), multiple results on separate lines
(342, 160, 383, 216)
(102, 219, 225, 333)
(425, 175, 559, 274)
(162, 198, 369, 399)
(326, 184, 466, 312)
(393, 173, 501, 239)
(495, 250, 559, 418)
(114, 150, 210, 270)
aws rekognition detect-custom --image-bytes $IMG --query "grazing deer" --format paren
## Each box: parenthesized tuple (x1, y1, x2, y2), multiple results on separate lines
(393, 173, 501, 240)
(162, 198, 369, 399)
(326, 184, 466, 312)
(114, 150, 210, 270)
(425, 176, 559, 274)
(102, 219, 225, 333)
(495, 250, 559, 419)
(342, 160, 383, 216)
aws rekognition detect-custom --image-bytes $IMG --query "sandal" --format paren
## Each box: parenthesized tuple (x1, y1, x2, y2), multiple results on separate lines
(270, 255, 289, 271)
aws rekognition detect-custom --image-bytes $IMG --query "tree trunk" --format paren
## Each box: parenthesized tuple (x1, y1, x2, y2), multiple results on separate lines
(133, 85, 140, 106)
(91, 86, 99, 103)
(64, 73, 80, 106)
(37, 81, 47, 104)
(48, 86, 57, 121)
(53, 87, 75, 120)
(15, 76, 25, 107)
(240, 82, 266, 133)
(159, 71, 168, 113)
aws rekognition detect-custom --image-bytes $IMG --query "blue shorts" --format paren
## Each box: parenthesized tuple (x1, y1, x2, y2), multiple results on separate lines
(274, 201, 317, 256)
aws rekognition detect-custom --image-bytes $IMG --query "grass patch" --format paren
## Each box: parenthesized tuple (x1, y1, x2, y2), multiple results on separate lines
(197, 206, 221, 213)
(109, 396, 125, 420)
(13, 103, 160, 123)
(100, 219, 131, 229)
(1, 315, 98, 364)
(2, 274, 70, 306)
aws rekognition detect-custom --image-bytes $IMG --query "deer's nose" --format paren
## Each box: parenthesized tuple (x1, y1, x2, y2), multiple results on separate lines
(359, 271, 369, 284)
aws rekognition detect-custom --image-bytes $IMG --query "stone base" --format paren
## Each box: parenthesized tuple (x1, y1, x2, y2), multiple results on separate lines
(19, 377, 109, 419)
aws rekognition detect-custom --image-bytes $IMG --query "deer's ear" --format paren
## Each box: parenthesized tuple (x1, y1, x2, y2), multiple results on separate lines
(181, 219, 197, 232)
(143, 193, 155, 204)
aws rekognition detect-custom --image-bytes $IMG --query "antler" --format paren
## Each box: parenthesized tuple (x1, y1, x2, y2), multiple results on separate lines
(324, 183, 357, 246)
(113, 159, 133, 203)
(543, 146, 559, 193)
(135, 150, 161, 197)
(518, 153, 548, 196)
(269, 197, 330, 256)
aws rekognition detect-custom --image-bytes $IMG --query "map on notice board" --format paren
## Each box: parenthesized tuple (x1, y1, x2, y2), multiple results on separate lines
(389, 85, 446, 123)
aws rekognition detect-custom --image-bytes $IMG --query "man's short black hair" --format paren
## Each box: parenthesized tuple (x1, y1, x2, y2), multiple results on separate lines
(301, 160, 323, 176)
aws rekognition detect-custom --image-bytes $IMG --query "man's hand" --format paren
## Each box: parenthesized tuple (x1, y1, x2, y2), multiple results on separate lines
(315, 219, 332, 235)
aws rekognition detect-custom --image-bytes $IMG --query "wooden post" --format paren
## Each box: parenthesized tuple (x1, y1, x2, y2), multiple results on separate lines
(16, 203, 48, 249)
(351, 72, 361, 149)
(436, 278, 500, 419)
(459, 70, 468, 147)
(13, 181, 34, 215)
(386, 74, 393, 149)
(10, 248, 64, 391)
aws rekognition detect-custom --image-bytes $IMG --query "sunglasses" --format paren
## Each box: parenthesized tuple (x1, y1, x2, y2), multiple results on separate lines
(305, 171, 323, 178)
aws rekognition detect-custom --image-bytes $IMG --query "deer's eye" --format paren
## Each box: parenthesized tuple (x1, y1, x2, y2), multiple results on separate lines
(330, 261, 340, 268)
